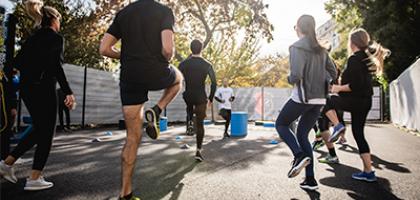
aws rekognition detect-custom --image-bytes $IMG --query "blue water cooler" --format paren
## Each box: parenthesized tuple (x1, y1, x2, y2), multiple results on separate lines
(231, 112, 248, 137)
(160, 117, 168, 132)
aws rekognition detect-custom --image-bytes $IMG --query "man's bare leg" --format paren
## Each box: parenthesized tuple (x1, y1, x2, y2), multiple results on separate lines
(120, 104, 144, 198)
(156, 67, 183, 110)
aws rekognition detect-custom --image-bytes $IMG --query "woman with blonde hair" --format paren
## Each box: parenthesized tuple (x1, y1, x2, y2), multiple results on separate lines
(325, 28, 390, 182)
(0, 0, 75, 191)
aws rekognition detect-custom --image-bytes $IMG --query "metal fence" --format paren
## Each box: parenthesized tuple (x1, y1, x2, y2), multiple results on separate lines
(17, 64, 383, 126)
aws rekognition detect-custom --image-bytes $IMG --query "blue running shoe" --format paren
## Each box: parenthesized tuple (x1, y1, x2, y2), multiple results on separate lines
(328, 123, 345, 143)
(352, 171, 377, 182)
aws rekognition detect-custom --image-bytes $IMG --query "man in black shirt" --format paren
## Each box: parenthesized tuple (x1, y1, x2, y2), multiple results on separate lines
(179, 40, 216, 162)
(99, 1, 183, 199)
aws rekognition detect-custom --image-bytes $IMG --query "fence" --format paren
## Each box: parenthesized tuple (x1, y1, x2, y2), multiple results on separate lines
(389, 59, 420, 132)
(17, 64, 383, 126)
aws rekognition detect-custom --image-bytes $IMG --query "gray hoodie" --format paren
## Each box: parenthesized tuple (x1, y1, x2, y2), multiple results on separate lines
(288, 37, 337, 104)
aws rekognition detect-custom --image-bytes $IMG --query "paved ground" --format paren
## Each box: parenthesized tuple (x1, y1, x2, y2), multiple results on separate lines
(1, 123, 419, 200)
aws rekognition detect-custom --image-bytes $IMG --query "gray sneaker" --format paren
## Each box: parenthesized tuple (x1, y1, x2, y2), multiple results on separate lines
(24, 176, 54, 191)
(0, 160, 17, 183)
(318, 154, 340, 164)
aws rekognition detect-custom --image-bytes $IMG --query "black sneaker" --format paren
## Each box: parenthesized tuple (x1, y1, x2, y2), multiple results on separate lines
(223, 133, 230, 139)
(195, 151, 204, 162)
(288, 154, 311, 178)
(145, 106, 161, 140)
(300, 177, 319, 190)
(312, 139, 324, 151)
(186, 120, 195, 136)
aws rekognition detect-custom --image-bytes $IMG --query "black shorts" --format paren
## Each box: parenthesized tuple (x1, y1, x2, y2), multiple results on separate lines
(120, 66, 177, 106)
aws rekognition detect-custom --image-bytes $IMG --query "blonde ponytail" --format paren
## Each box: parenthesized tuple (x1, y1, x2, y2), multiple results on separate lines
(25, 0, 44, 27)
(349, 28, 391, 76)
(366, 42, 391, 76)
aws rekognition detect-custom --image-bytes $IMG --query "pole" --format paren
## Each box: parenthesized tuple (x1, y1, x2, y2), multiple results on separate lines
(82, 66, 87, 128)
(261, 87, 264, 121)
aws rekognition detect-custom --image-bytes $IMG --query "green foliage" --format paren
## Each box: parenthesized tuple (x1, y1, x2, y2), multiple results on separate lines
(13, 0, 125, 71)
(11, 0, 283, 87)
(325, 0, 420, 82)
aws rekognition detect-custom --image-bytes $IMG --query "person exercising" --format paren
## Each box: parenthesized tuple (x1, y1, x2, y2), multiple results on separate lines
(180, 39, 217, 162)
(215, 79, 235, 138)
(100, 0, 183, 199)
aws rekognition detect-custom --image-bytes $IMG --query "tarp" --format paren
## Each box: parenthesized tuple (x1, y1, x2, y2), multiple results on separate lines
(390, 59, 420, 131)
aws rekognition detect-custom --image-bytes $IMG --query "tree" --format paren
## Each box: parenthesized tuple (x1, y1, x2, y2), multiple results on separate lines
(13, 0, 126, 71)
(325, 0, 420, 82)
(162, 0, 274, 86)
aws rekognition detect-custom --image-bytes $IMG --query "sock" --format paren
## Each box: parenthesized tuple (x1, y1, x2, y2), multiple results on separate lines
(122, 192, 132, 200)
(153, 105, 162, 115)
(328, 147, 337, 157)
(306, 176, 316, 181)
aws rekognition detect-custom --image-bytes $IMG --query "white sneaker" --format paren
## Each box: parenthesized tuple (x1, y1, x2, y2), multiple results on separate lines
(24, 176, 54, 191)
(0, 160, 17, 183)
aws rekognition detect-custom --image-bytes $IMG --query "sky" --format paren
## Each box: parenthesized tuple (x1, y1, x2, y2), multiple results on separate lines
(261, 0, 332, 56)
(1, 0, 332, 56)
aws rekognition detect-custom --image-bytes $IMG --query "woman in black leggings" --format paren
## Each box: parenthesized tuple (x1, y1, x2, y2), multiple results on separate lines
(0, 0, 75, 191)
(325, 28, 390, 182)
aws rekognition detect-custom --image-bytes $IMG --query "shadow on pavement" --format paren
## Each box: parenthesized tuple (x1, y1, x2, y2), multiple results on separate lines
(338, 144, 411, 173)
(319, 163, 403, 200)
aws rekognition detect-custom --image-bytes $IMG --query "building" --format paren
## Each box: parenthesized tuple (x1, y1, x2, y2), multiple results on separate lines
(316, 19, 340, 52)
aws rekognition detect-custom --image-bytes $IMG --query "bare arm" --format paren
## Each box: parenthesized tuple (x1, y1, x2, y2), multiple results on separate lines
(161, 30, 174, 61)
(99, 33, 120, 59)
(331, 84, 352, 93)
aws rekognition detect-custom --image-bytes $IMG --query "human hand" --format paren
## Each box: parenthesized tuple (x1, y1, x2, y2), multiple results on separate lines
(65, 95, 76, 110)
(331, 85, 341, 94)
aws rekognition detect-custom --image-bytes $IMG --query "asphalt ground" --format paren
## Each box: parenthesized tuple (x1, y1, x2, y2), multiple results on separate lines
(1, 123, 418, 200)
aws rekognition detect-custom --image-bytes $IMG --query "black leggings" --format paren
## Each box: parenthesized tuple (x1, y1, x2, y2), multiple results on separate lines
(58, 103, 70, 129)
(220, 109, 231, 134)
(1, 102, 14, 160)
(10, 84, 57, 171)
(318, 96, 345, 132)
(187, 103, 207, 149)
(325, 96, 372, 154)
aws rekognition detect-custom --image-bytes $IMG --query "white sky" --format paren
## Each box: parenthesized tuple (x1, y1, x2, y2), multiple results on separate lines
(261, 0, 331, 56)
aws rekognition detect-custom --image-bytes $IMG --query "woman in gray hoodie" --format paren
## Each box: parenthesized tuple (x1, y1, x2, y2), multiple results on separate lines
(275, 15, 337, 190)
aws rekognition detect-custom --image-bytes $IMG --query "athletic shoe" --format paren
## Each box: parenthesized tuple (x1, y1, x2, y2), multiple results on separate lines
(352, 171, 377, 182)
(288, 154, 311, 178)
(0, 160, 17, 183)
(300, 177, 319, 190)
(119, 195, 141, 200)
(145, 107, 161, 140)
(24, 176, 54, 191)
(223, 133, 230, 139)
(328, 123, 346, 143)
(195, 151, 204, 162)
(312, 140, 324, 150)
(63, 127, 72, 133)
(318, 154, 339, 164)
(315, 130, 322, 137)
(186, 121, 194, 136)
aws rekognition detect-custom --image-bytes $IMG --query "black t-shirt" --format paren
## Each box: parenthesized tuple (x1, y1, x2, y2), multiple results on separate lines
(107, 0, 175, 83)
(179, 56, 217, 104)
(340, 51, 374, 98)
